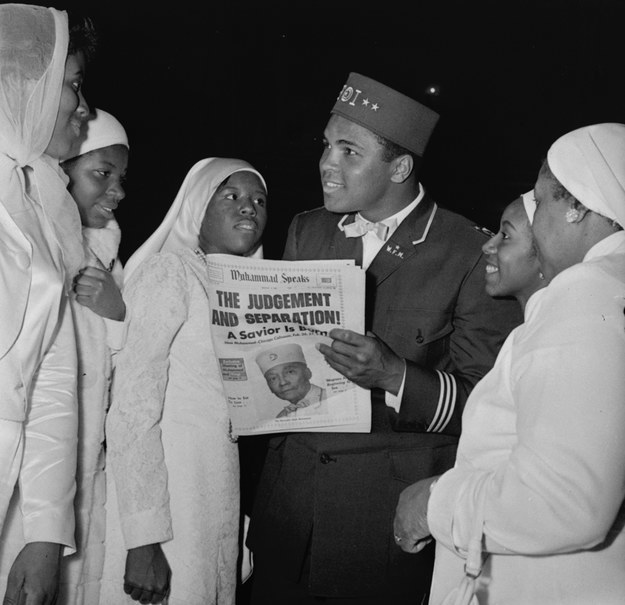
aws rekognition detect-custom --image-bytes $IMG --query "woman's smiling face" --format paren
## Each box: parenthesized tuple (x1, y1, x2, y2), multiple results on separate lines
(482, 197, 544, 305)
(64, 144, 128, 228)
(45, 51, 89, 160)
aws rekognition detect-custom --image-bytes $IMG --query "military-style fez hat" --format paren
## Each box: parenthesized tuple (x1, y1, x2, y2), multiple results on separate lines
(331, 72, 439, 157)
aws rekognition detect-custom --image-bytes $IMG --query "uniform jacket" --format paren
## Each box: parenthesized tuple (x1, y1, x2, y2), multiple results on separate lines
(247, 193, 523, 598)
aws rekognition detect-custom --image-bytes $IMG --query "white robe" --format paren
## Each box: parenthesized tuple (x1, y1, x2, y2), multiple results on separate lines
(58, 223, 126, 605)
(103, 249, 239, 605)
(428, 232, 625, 605)
(0, 177, 78, 592)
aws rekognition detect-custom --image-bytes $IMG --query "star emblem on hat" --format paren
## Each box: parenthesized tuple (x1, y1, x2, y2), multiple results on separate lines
(360, 98, 380, 111)
(331, 72, 440, 156)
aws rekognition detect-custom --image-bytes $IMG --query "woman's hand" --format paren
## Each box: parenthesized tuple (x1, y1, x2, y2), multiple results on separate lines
(73, 266, 126, 321)
(393, 476, 439, 554)
(124, 543, 171, 604)
(2, 541, 62, 605)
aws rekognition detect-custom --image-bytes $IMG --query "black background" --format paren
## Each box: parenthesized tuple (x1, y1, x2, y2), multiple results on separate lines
(33, 2, 625, 599)
(43, 0, 625, 262)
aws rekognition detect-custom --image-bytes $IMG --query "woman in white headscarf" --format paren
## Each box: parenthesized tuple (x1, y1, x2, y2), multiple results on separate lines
(394, 123, 625, 605)
(104, 158, 267, 605)
(0, 4, 92, 603)
(57, 108, 129, 605)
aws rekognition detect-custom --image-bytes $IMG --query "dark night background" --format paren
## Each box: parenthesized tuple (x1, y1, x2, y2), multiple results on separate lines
(44, 0, 625, 262)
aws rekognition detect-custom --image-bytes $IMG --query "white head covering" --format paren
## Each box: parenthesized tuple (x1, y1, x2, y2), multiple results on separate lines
(0, 5, 65, 165)
(68, 107, 129, 159)
(0, 4, 83, 277)
(521, 189, 536, 225)
(256, 343, 306, 375)
(123, 157, 267, 284)
(547, 123, 625, 227)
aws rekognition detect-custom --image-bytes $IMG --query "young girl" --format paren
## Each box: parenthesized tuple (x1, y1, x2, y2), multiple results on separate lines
(105, 158, 267, 605)
(59, 107, 129, 604)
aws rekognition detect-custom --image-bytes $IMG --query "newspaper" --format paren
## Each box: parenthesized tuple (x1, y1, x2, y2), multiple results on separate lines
(203, 254, 371, 436)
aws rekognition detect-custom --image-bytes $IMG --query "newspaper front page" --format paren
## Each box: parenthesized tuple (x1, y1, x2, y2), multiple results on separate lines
(204, 254, 371, 436)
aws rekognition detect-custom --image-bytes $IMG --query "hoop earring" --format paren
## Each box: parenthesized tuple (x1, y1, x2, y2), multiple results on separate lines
(566, 208, 580, 223)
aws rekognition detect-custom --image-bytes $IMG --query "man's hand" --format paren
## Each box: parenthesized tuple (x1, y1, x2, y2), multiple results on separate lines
(124, 543, 171, 604)
(393, 476, 439, 554)
(317, 328, 405, 393)
(73, 266, 126, 321)
(2, 542, 62, 605)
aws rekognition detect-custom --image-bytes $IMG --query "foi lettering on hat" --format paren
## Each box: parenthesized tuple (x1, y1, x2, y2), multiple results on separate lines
(331, 72, 439, 157)
(547, 122, 625, 228)
(256, 342, 306, 375)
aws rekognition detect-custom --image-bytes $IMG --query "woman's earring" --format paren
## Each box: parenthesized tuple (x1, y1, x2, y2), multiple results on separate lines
(565, 208, 580, 223)
(539, 271, 545, 280)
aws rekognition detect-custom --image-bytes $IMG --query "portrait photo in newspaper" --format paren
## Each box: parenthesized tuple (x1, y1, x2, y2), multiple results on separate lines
(255, 342, 328, 420)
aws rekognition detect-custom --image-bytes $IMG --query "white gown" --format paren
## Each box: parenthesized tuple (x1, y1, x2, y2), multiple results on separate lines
(102, 248, 239, 605)
(0, 171, 78, 594)
(58, 223, 126, 605)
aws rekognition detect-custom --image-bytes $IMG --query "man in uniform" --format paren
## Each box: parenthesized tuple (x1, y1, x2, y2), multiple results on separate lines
(247, 72, 523, 604)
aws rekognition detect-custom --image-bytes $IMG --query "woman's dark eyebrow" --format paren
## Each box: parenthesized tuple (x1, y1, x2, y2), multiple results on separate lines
(501, 219, 517, 231)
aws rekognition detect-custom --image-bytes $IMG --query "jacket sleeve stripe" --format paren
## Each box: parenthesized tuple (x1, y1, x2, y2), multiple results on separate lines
(427, 370, 457, 432)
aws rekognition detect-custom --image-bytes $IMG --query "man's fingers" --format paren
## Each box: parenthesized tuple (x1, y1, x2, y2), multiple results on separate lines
(329, 328, 373, 347)
(320, 339, 371, 365)
(327, 327, 354, 341)
(319, 343, 349, 363)
(318, 346, 357, 376)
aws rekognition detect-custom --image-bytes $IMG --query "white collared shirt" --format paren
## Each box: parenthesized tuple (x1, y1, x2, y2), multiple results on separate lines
(351, 184, 425, 412)
(359, 183, 425, 270)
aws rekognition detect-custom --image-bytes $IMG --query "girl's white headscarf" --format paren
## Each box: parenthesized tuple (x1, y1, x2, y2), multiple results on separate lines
(123, 157, 267, 284)
(68, 107, 129, 159)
